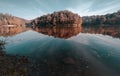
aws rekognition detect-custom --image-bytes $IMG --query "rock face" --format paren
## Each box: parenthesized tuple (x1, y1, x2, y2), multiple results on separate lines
(31, 10, 82, 28)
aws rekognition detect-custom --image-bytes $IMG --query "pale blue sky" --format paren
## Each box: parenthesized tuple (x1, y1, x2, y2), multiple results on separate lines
(0, 0, 120, 20)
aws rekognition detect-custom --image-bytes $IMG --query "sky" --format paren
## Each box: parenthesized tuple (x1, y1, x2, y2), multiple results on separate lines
(0, 0, 120, 20)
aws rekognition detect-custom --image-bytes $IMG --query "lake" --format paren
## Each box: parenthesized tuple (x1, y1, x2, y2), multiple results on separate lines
(0, 26, 120, 76)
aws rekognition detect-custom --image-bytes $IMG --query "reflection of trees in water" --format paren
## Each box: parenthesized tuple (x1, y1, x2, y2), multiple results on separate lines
(35, 26, 82, 39)
(33, 24, 120, 39)
(82, 26, 120, 38)
(34, 25, 120, 39)
(1, 24, 119, 39)
(0, 25, 26, 37)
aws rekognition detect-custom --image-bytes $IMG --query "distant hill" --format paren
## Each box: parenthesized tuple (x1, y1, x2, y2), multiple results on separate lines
(1, 10, 120, 29)
(0, 13, 29, 36)
(82, 10, 120, 26)
(0, 13, 28, 27)
(30, 10, 82, 28)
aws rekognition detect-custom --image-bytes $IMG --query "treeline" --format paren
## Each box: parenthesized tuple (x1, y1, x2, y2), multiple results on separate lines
(82, 11, 120, 26)
(31, 10, 82, 27)
(0, 13, 26, 27)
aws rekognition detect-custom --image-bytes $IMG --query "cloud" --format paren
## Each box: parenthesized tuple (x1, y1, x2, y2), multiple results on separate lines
(88, 0, 120, 11)
(66, 0, 120, 16)
(0, 0, 120, 19)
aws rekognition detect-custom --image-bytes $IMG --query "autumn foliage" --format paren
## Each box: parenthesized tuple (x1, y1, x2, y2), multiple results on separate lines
(82, 10, 120, 26)
(31, 10, 82, 27)
(0, 13, 26, 27)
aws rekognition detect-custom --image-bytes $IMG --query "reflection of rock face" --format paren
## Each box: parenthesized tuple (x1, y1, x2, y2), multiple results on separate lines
(0, 25, 26, 36)
(35, 25, 82, 39)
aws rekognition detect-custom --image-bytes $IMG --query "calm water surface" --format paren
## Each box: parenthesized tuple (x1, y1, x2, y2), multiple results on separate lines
(0, 26, 120, 76)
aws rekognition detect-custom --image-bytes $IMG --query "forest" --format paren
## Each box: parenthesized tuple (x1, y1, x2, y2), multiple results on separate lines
(31, 10, 82, 27)
(82, 10, 120, 26)
(0, 13, 26, 27)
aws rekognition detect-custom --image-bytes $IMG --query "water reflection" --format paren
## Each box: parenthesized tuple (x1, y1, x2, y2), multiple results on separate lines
(34, 26, 82, 39)
(82, 26, 120, 38)
(4, 30, 120, 76)
(0, 25, 26, 37)
(33, 25, 120, 39)
(1, 24, 120, 76)
(0, 24, 120, 39)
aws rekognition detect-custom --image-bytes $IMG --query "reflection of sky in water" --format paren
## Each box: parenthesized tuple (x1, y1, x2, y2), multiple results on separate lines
(69, 33, 120, 71)
(1, 30, 120, 75)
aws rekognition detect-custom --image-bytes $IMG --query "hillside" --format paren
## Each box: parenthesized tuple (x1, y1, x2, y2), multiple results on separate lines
(0, 10, 120, 29)
(0, 14, 29, 36)
(82, 10, 120, 26)
(0, 13, 27, 27)
(30, 10, 82, 28)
